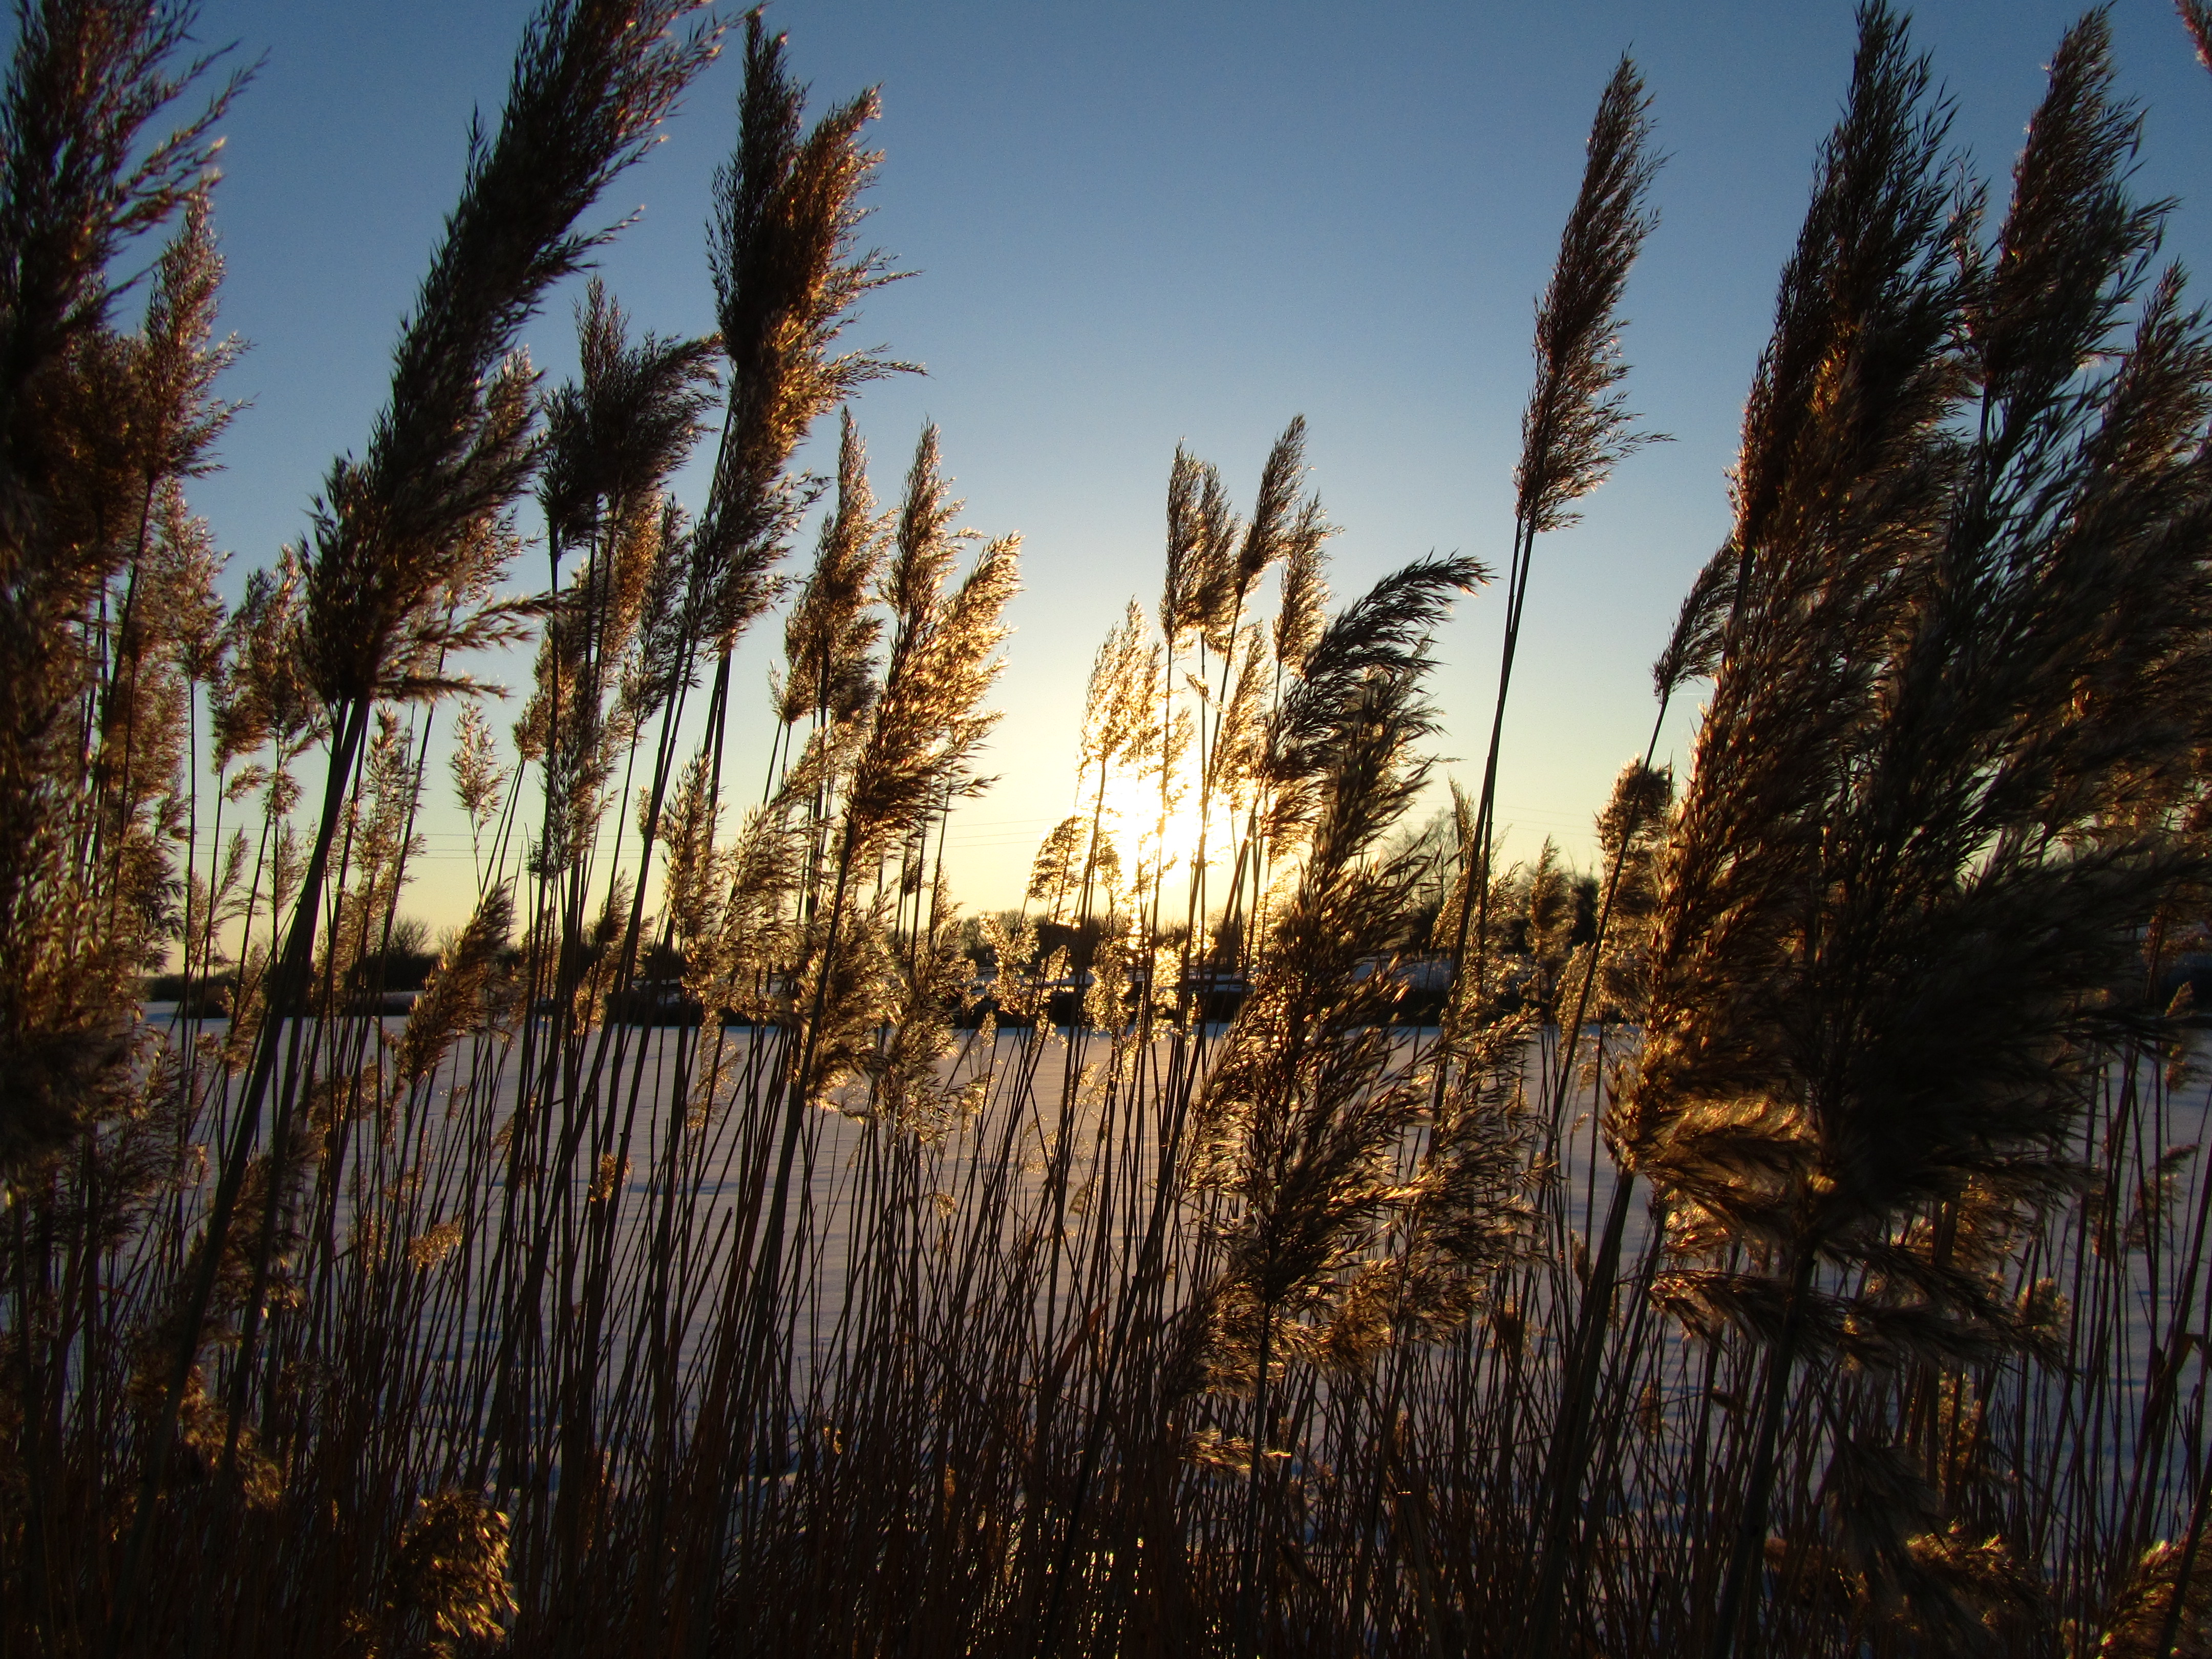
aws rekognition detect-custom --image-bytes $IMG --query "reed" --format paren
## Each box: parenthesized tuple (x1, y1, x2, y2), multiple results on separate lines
(8, 3, 2212, 1656)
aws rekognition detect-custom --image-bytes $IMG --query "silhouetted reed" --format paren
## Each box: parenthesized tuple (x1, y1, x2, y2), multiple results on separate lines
(10, 4, 2212, 1656)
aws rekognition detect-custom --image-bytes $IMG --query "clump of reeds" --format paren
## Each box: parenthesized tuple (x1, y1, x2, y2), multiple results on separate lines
(1614, 7, 2212, 1655)
(0, 0, 241, 1183)
(12, 4, 2212, 1657)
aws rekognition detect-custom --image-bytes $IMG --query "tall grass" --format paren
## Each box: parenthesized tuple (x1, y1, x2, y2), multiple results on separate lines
(8, 2, 2212, 1655)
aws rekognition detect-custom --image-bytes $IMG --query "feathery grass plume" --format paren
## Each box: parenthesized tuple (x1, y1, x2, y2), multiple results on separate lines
(0, 1, 240, 543)
(1720, 15, 2210, 1280)
(1272, 514, 1331, 676)
(2186, 1, 2212, 73)
(291, 0, 714, 944)
(1236, 416, 1306, 581)
(1210, 415, 1325, 651)
(655, 751, 724, 948)
(325, 709, 428, 983)
(1161, 443, 1243, 646)
(1463, 54, 1663, 1000)
(1713, 9, 1966, 625)
(82, 532, 194, 941)
(1514, 58, 1666, 541)
(1649, 537, 1737, 704)
(1080, 602, 1154, 782)
(978, 904, 1037, 990)
(547, 871, 629, 1033)
(450, 701, 506, 878)
(1152, 421, 1335, 966)
(1028, 813, 1088, 921)
(1971, 13, 2164, 459)
(61, 181, 242, 688)
(77, 178, 242, 852)
(209, 544, 314, 772)
(1624, 0, 1967, 1249)
(866, 887, 982, 1139)
(1779, 1437, 2046, 1649)
(1037, 599, 1161, 924)
(752, 431, 1017, 1064)
(1265, 555, 1486, 860)
(777, 408, 889, 727)
(148, 477, 226, 678)
(538, 276, 717, 558)
(394, 884, 514, 1090)
(1088, 606, 1159, 774)
(365, 1489, 519, 1659)
(1207, 622, 1273, 816)
(1585, 759, 1672, 1023)
(1083, 920, 1134, 1034)
(523, 281, 714, 874)
(127, 183, 240, 471)
(838, 426, 1019, 861)
(615, 495, 699, 726)
(2094, 1539, 2212, 1658)
(685, 800, 802, 1029)
(1392, 1015, 1536, 1307)
(694, 13, 911, 655)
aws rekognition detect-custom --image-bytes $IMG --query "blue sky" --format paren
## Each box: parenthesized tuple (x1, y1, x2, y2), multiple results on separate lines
(165, 0, 2212, 919)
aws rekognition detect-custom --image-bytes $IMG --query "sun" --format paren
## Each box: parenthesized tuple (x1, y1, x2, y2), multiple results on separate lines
(1089, 762, 1235, 908)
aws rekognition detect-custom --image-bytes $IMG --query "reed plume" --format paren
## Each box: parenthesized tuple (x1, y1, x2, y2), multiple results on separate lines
(395, 884, 515, 1091)
(693, 11, 911, 657)
(840, 426, 1019, 858)
(539, 278, 718, 559)
(1267, 557, 1484, 858)
(1463, 54, 1663, 994)
(1162, 444, 1239, 649)
(522, 279, 714, 876)
(777, 408, 889, 728)
(1513, 59, 1665, 541)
